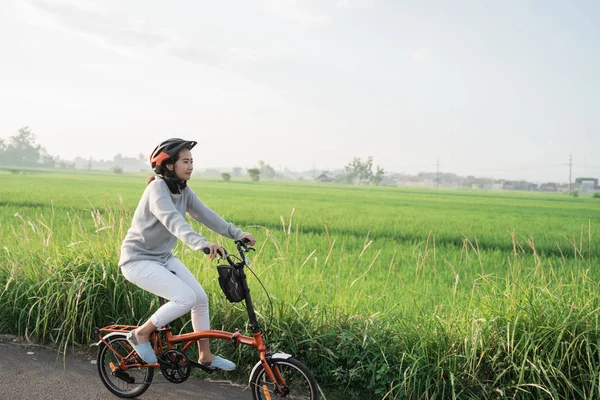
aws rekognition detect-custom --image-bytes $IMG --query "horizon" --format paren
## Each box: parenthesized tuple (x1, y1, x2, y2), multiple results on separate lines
(1, 1, 599, 183)
(0, 131, 591, 185)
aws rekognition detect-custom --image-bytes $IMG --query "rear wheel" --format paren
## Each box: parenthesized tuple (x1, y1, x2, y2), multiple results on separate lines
(97, 335, 154, 398)
(249, 357, 319, 400)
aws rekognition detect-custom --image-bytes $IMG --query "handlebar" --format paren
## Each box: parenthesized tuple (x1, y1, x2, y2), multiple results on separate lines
(201, 238, 252, 266)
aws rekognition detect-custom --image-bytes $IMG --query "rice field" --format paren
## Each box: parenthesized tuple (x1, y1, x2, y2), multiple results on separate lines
(1, 168, 599, 399)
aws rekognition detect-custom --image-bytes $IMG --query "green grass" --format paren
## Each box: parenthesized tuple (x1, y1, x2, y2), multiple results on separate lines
(1, 169, 599, 399)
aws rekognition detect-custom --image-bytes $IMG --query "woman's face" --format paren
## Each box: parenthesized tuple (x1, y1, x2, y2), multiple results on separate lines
(170, 148, 194, 181)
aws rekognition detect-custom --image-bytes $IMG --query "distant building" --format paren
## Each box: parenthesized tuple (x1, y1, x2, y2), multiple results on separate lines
(314, 172, 334, 183)
(403, 176, 426, 187)
(492, 180, 504, 190)
(503, 180, 536, 191)
(576, 177, 600, 194)
(576, 177, 598, 186)
(557, 183, 581, 193)
(469, 178, 493, 190)
(539, 183, 558, 192)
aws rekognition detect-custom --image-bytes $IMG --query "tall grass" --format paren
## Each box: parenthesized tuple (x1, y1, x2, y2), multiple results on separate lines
(1, 172, 599, 399)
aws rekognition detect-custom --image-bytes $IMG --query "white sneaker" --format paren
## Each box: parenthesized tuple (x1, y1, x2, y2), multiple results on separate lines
(201, 355, 236, 371)
(126, 330, 157, 364)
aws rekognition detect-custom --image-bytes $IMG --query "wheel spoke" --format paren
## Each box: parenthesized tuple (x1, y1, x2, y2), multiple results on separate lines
(250, 358, 318, 400)
(98, 336, 153, 398)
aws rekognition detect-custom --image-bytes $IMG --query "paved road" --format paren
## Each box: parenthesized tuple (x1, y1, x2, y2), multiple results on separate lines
(0, 335, 250, 400)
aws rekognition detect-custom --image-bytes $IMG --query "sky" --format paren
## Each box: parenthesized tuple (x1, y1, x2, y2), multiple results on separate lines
(1, 0, 599, 183)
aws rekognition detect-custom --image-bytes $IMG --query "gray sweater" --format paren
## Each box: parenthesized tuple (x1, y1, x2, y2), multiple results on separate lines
(118, 177, 244, 266)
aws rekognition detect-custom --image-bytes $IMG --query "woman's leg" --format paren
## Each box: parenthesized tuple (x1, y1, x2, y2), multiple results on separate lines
(163, 257, 216, 362)
(121, 259, 198, 343)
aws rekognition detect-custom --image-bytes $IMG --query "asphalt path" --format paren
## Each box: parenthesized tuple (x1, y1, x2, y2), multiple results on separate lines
(0, 335, 250, 400)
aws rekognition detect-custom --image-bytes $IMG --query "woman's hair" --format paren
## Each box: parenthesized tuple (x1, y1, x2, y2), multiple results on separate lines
(147, 154, 179, 185)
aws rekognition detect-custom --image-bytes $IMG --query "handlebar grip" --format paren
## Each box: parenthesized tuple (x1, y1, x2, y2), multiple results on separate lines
(203, 246, 227, 258)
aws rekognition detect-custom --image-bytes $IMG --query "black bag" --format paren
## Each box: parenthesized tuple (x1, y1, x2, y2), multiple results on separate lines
(216, 265, 245, 303)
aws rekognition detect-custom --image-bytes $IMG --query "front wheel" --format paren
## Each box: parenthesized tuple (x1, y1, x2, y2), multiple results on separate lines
(249, 357, 319, 400)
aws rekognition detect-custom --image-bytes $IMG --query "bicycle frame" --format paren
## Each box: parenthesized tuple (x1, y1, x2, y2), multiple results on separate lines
(95, 240, 282, 386)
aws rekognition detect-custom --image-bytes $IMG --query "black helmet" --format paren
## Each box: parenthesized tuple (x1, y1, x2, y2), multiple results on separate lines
(149, 138, 197, 173)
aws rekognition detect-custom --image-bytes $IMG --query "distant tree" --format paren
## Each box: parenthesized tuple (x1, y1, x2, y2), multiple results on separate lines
(0, 138, 6, 161)
(335, 173, 353, 184)
(360, 157, 374, 184)
(344, 156, 382, 185)
(221, 172, 231, 182)
(259, 160, 277, 179)
(40, 148, 56, 168)
(3, 127, 44, 166)
(114, 153, 124, 165)
(593, 192, 600, 199)
(58, 160, 75, 169)
(373, 165, 385, 186)
(247, 168, 260, 182)
(232, 167, 243, 177)
(112, 153, 146, 172)
(203, 169, 221, 177)
(343, 157, 361, 184)
(112, 165, 124, 174)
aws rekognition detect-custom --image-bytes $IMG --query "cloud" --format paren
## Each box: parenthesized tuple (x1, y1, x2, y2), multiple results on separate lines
(25, 0, 168, 49)
(1, 87, 84, 109)
(168, 45, 224, 67)
(168, 44, 265, 69)
(335, 0, 374, 9)
(412, 48, 432, 63)
(226, 47, 259, 62)
(25, 1, 267, 70)
(261, 0, 333, 25)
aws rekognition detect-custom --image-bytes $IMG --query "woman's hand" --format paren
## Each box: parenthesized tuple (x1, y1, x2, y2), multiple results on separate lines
(239, 233, 256, 246)
(205, 243, 226, 261)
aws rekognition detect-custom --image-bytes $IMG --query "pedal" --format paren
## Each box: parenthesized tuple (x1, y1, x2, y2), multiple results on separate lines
(113, 369, 135, 384)
(190, 360, 216, 374)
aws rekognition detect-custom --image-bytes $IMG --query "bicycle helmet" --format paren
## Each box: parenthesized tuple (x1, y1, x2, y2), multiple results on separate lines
(149, 138, 197, 173)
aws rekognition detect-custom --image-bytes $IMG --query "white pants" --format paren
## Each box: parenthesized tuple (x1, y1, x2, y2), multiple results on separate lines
(121, 257, 209, 330)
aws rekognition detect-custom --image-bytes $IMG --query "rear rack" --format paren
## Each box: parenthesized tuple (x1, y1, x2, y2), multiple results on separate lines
(98, 324, 137, 334)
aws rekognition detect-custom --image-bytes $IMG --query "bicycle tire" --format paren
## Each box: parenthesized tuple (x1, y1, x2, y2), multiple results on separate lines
(249, 356, 319, 400)
(97, 335, 154, 398)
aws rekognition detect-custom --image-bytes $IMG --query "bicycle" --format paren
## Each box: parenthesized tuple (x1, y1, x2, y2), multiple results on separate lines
(94, 239, 319, 399)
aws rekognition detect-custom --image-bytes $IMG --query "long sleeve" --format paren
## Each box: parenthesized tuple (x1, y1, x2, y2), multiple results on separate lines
(147, 182, 208, 251)
(186, 188, 244, 240)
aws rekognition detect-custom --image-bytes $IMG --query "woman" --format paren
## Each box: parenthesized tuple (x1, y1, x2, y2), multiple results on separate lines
(118, 138, 256, 370)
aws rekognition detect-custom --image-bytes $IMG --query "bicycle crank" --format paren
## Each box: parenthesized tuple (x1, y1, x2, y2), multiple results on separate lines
(159, 349, 191, 384)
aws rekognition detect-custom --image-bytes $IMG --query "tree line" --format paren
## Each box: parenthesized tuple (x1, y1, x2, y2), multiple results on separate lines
(0, 127, 56, 168)
(0, 127, 148, 171)
(1, 127, 386, 185)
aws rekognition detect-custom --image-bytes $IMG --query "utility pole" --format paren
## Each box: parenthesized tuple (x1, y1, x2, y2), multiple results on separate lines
(568, 152, 572, 196)
(436, 157, 439, 190)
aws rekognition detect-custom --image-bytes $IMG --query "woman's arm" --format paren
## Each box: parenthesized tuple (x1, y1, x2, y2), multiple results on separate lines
(186, 188, 245, 240)
(148, 182, 209, 250)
